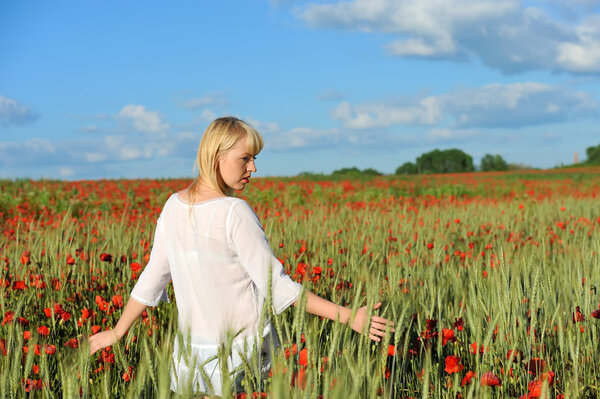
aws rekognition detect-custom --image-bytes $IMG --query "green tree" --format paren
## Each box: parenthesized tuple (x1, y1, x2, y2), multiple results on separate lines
(362, 168, 382, 176)
(586, 144, 600, 164)
(395, 162, 417, 175)
(331, 167, 362, 177)
(480, 154, 508, 171)
(331, 167, 382, 177)
(416, 149, 474, 174)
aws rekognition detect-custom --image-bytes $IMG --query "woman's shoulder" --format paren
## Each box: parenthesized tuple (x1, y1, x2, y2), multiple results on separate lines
(225, 197, 259, 221)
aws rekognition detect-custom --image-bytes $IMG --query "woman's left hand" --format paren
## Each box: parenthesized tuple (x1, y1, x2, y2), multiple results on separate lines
(351, 302, 395, 342)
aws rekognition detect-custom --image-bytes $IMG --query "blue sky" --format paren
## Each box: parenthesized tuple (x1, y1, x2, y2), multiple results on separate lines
(1, 0, 599, 180)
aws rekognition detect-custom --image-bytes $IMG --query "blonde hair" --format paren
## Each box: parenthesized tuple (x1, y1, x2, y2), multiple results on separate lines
(190, 116, 263, 197)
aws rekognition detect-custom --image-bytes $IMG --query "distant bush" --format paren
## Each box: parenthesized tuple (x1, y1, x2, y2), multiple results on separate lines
(416, 149, 474, 174)
(331, 167, 382, 177)
(395, 162, 417, 175)
(507, 162, 535, 171)
(586, 144, 600, 164)
(480, 154, 508, 172)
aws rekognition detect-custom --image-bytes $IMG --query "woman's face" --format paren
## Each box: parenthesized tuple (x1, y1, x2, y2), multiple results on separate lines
(218, 136, 257, 191)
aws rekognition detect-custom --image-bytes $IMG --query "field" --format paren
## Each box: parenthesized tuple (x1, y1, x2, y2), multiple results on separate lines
(1, 168, 600, 398)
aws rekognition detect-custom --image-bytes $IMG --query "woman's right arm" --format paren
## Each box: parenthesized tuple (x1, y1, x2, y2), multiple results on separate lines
(295, 291, 394, 342)
(89, 297, 147, 354)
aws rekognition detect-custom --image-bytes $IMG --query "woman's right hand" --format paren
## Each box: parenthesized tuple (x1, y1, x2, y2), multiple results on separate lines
(351, 302, 395, 342)
(89, 329, 118, 355)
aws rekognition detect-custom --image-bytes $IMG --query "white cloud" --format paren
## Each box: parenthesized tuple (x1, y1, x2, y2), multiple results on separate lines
(58, 167, 75, 178)
(119, 104, 169, 133)
(330, 82, 598, 129)
(317, 89, 347, 101)
(26, 138, 55, 153)
(179, 92, 228, 109)
(84, 152, 108, 162)
(425, 128, 479, 141)
(557, 15, 600, 72)
(246, 117, 281, 135)
(81, 125, 100, 133)
(331, 98, 443, 129)
(239, 116, 343, 150)
(298, 0, 600, 74)
(0, 95, 38, 126)
(443, 82, 597, 127)
(266, 126, 341, 150)
(200, 109, 217, 121)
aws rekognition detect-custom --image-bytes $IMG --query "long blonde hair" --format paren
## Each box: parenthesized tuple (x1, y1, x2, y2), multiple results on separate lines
(189, 116, 263, 198)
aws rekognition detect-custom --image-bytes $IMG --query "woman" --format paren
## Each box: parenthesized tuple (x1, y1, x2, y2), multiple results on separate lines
(89, 116, 393, 396)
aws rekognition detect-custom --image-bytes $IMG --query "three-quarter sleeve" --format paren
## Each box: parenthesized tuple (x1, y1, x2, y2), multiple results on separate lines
(228, 200, 302, 314)
(130, 215, 171, 307)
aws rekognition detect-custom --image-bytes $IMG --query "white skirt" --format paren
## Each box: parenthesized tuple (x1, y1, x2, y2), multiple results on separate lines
(170, 324, 278, 396)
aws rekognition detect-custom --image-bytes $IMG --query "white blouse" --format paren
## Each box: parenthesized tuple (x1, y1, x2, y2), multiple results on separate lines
(130, 194, 302, 395)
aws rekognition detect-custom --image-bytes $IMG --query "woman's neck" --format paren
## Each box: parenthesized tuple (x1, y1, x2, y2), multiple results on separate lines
(180, 182, 225, 203)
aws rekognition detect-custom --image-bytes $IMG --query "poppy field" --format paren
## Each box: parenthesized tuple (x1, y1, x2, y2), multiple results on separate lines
(1, 168, 600, 398)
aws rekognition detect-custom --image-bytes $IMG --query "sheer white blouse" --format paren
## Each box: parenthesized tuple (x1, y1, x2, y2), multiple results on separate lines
(130, 194, 302, 395)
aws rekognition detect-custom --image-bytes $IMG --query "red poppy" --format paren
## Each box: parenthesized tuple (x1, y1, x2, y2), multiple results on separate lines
(480, 371, 501, 387)
(453, 318, 464, 331)
(99, 253, 113, 263)
(461, 370, 476, 386)
(100, 347, 115, 364)
(526, 374, 554, 399)
(296, 262, 307, 277)
(17, 317, 29, 326)
(573, 306, 585, 322)
(66, 255, 76, 265)
(1, 311, 15, 326)
(526, 358, 546, 376)
(470, 342, 487, 355)
(112, 295, 124, 308)
(387, 345, 396, 356)
(95, 295, 109, 312)
(441, 329, 455, 345)
(37, 326, 50, 336)
(526, 380, 543, 398)
(425, 319, 437, 332)
(91, 325, 102, 334)
(122, 366, 135, 382)
(22, 378, 42, 392)
(24, 331, 31, 340)
(284, 344, 298, 359)
(20, 251, 31, 265)
(506, 349, 523, 363)
(299, 348, 308, 367)
(291, 368, 306, 389)
(64, 338, 79, 348)
(130, 262, 141, 273)
(591, 309, 600, 319)
(444, 355, 463, 374)
(44, 344, 56, 355)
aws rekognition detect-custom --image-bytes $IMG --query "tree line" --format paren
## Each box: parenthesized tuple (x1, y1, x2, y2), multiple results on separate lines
(298, 143, 600, 178)
(395, 149, 506, 175)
